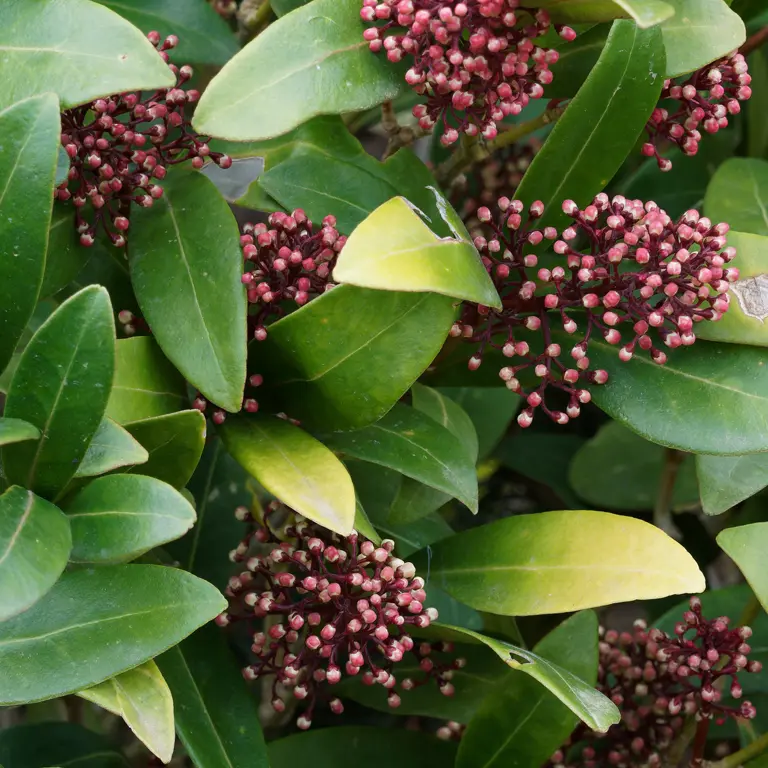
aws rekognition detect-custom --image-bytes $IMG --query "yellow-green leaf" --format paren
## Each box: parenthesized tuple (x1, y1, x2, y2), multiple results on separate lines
(717, 523, 768, 613)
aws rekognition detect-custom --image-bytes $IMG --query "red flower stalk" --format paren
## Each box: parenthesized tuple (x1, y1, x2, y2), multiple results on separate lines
(460, 195, 737, 427)
(217, 503, 462, 730)
(643, 52, 751, 171)
(361, 0, 575, 145)
(56, 32, 231, 247)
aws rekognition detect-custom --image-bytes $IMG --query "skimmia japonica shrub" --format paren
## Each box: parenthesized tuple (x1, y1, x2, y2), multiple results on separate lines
(4, 2, 768, 768)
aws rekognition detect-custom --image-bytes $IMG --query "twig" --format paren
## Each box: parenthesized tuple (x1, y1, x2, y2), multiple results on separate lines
(666, 716, 698, 767)
(741, 26, 768, 57)
(709, 730, 768, 768)
(237, 0, 271, 42)
(654, 448, 685, 540)
(690, 718, 711, 767)
(380, 101, 431, 159)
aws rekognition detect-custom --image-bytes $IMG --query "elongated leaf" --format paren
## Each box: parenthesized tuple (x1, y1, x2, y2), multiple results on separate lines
(78, 661, 174, 764)
(66, 474, 196, 564)
(387, 479, 451, 526)
(457, 611, 600, 768)
(220, 415, 355, 535)
(546, 23, 610, 99)
(334, 196, 500, 308)
(697, 453, 768, 515)
(369, 509, 454, 558)
(718, 524, 768, 613)
(569, 421, 699, 511)
(156, 623, 269, 768)
(2, 286, 115, 499)
(660, 0, 745, 77)
(193, 0, 404, 140)
(414, 510, 705, 615)
(412, 383, 479, 462)
(0, 723, 127, 768)
(269, 727, 456, 768)
(325, 403, 479, 513)
(94, 0, 239, 66)
(0, 418, 39, 447)
(0, 93, 60, 374)
(528, 0, 674, 27)
(353, 499, 381, 544)
(130, 168, 247, 412)
(515, 20, 664, 230)
(748, 50, 768, 160)
(75, 418, 149, 478)
(0, 486, 71, 622)
(123, 410, 206, 488)
(705, 158, 768, 236)
(0, 0, 174, 109)
(0, 564, 225, 705)
(106, 336, 188, 425)
(257, 286, 456, 431)
(42, 203, 99, 298)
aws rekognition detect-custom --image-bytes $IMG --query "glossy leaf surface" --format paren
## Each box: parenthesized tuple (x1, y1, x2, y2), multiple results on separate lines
(74, 418, 148, 478)
(705, 158, 768, 236)
(717, 524, 768, 613)
(412, 383, 479, 462)
(0, 418, 39, 447)
(527, 0, 673, 26)
(42, 204, 98, 298)
(697, 453, 768, 515)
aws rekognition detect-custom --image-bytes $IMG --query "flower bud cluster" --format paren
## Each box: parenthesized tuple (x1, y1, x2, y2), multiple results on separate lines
(56, 32, 231, 247)
(643, 52, 751, 171)
(361, 0, 575, 146)
(216, 502, 463, 730)
(459, 195, 736, 427)
(546, 599, 761, 768)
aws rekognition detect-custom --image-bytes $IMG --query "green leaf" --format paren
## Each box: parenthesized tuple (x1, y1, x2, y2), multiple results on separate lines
(660, 0, 746, 77)
(697, 453, 768, 515)
(334, 196, 500, 308)
(569, 421, 699, 510)
(457, 611, 600, 768)
(0, 93, 60, 374)
(257, 285, 456, 431)
(193, 0, 404, 140)
(0, 722, 127, 768)
(93, 0, 239, 66)
(0, 564, 226, 705)
(0, 418, 40, 447)
(2, 286, 115, 499)
(705, 158, 768, 236)
(325, 403, 479, 513)
(269, 727, 457, 768)
(414, 510, 705, 615)
(515, 20, 664, 230)
(65, 474, 196, 564)
(436, 623, 619, 733)
(528, 0, 674, 27)
(387, 479, 451, 526)
(372, 510, 454, 558)
(353, 499, 381, 544)
(155, 623, 269, 768)
(78, 661, 174, 764)
(122, 410, 206, 489)
(0, 0, 174, 109)
(718, 524, 768, 613)
(412, 383, 479, 462)
(272, 0, 311, 13)
(75, 418, 149, 478)
(220, 415, 355, 534)
(0, 486, 71, 622)
(129, 168, 247, 412)
(748, 50, 768, 159)
(545, 23, 610, 99)
(106, 337, 188, 425)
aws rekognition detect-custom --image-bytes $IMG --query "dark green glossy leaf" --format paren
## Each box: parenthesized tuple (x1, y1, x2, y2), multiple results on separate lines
(0, 723, 127, 768)
(94, 0, 239, 66)
(705, 158, 768, 236)
(2, 286, 115, 499)
(412, 384, 479, 462)
(193, 0, 404, 140)
(325, 403, 479, 513)
(0, 302, 55, 394)
(0, 93, 60, 374)
(697, 453, 768, 515)
(748, 50, 768, 159)
(65, 474, 196, 564)
(75, 418, 149, 478)
(546, 24, 609, 98)
(257, 286, 456, 431)
(353, 498, 381, 544)
(371, 511, 454, 558)
(0, 564, 226, 705)
(457, 611, 599, 768)
(526, 0, 674, 26)
(0, 0, 174, 109)
(220, 415, 355, 534)
(569, 421, 699, 510)
(130, 168, 247, 412)
(0, 486, 71, 622)
(415, 510, 705, 615)
(0, 418, 39, 447)
(387, 479, 451, 526)
(156, 624, 268, 768)
(269, 727, 457, 768)
(106, 337, 188, 425)
(718, 524, 768, 613)
(515, 20, 664, 230)
(41, 203, 98, 298)
(123, 410, 206, 488)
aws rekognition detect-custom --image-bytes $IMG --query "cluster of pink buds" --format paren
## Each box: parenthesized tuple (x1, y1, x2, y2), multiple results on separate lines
(361, 0, 575, 145)
(56, 32, 231, 247)
(216, 502, 463, 729)
(644, 52, 751, 171)
(241, 209, 345, 342)
(459, 194, 737, 427)
(437, 720, 466, 741)
(546, 599, 760, 768)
